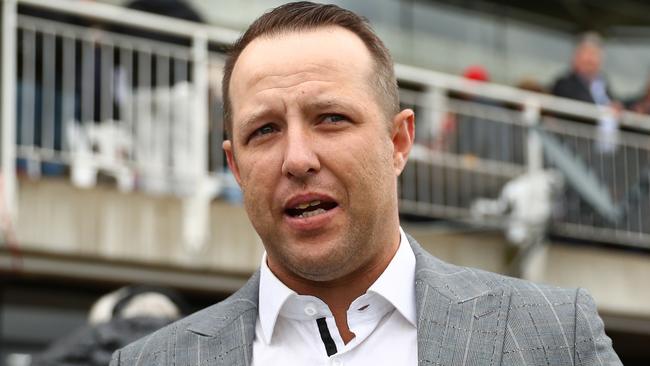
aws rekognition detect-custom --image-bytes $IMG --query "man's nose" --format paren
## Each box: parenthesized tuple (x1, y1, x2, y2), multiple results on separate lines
(281, 125, 320, 180)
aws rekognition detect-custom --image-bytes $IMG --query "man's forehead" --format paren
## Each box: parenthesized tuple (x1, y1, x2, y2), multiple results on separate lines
(576, 44, 601, 56)
(231, 26, 374, 89)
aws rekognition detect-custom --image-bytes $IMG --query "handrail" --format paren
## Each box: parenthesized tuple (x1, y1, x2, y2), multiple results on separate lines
(396, 64, 650, 133)
(18, 15, 194, 56)
(17, 0, 240, 44)
(19, 0, 650, 135)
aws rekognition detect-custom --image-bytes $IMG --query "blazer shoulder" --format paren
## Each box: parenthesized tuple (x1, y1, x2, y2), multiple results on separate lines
(469, 266, 579, 306)
(408, 236, 621, 364)
(111, 272, 260, 365)
(411, 238, 574, 305)
(500, 279, 621, 365)
(110, 316, 184, 366)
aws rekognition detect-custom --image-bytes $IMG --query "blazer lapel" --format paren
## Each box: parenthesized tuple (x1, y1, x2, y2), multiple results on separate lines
(185, 271, 260, 366)
(178, 237, 512, 366)
(410, 236, 511, 366)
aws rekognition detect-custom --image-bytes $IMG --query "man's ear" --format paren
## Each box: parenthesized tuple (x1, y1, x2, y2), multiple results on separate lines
(391, 109, 415, 175)
(223, 140, 242, 187)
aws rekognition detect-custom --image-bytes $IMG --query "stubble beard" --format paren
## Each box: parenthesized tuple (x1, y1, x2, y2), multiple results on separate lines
(270, 222, 371, 283)
(270, 165, 397, 283)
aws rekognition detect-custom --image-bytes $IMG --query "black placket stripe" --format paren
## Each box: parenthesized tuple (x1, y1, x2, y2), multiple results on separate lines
(316, 317, 338, 356)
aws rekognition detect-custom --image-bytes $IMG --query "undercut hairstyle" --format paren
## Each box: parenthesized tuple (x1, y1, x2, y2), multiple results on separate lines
(222, 1, 399, 139)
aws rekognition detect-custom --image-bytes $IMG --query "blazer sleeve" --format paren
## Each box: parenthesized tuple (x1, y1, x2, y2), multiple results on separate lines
(574, 288, 622, 365)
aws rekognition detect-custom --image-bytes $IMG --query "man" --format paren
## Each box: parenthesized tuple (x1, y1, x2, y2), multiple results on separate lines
(551, 33, 616, 106)
(111, 2, 621, 365)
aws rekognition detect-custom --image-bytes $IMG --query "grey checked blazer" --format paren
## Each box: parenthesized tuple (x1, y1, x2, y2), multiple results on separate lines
(110, 235, 622, 365)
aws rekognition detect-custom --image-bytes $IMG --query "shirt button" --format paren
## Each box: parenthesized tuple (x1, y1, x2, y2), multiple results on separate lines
(304, 303, 317, 316)
(331, 358, 343, 366)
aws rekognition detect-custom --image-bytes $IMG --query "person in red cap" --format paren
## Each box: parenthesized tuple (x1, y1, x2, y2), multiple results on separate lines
(463, 65, 490, 82)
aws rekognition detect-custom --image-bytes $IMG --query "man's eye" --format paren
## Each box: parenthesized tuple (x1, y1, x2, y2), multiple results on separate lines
(251, 124, 277, 139)
(322, 114, 346, 124)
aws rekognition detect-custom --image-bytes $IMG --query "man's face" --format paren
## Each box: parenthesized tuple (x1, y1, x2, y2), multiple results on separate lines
(574, 44, 602, 80)
(223, 26, 414, 282)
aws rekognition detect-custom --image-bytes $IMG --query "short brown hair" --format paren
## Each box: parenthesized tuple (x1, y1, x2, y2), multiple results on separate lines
(222, 1, 399, 138)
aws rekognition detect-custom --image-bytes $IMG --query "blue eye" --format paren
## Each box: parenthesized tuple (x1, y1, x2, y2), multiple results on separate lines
(322, 114, 346, 124)
(257, 125, 276, 135)
(253, 124, 276, 136)
(249, 124, 277, 141)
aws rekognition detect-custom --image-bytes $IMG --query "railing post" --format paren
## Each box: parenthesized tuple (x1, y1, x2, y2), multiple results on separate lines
(424, 86, 447, 146)
(182, 30, 211, 253)
(523, 98, 543, 173)
(1, 0, 18, 221)
(192, 31, 209, 185)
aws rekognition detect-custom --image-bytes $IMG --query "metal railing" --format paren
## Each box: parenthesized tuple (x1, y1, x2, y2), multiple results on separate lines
(397, 64, 650, 249)
(2, 0, 650, 252)
(2, 0, 238, 250)
(11, 1, 232, 192)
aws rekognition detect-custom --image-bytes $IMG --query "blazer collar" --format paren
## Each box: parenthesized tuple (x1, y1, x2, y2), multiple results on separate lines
(186, 270, 260, 337)
(184, 234, 512, 366)
(409, 234, 511, 366)
(409, 233, 495, 303)
(186, 233, 497, 335)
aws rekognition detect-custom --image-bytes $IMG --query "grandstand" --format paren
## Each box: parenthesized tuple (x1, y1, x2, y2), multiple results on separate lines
(1, 0, 649, 365)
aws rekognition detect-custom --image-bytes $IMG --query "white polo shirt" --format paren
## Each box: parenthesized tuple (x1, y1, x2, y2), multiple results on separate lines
(252, 228, 417, 366)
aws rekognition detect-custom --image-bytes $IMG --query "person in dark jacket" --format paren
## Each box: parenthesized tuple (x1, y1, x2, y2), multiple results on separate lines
(552, 33, 622, 154)
(551, 32, 617, 106)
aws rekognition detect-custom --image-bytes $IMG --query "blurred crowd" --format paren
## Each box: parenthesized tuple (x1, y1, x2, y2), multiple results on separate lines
(464, 32, 650, 116)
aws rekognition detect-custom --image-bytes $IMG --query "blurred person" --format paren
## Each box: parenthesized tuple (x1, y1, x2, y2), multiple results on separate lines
(31, 286, 188, 366)
(552, 33, 620, 153)
(462, 64, 489, 82)
(551, 33, 620, 228)
(551, 32, 617, 106)
(455, 65, 514, 164)
(625, 74, 650, 115)
(517, 77, 546, 94)
(111, 2, 621, 365)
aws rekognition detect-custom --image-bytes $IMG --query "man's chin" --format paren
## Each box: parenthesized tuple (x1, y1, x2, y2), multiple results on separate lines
(273, 248, 354, 282)
(289, 264, 349, 282)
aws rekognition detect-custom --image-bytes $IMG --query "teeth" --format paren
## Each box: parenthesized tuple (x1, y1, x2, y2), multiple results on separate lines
(295, 200, 321, 209)
(299, 208, 326, 218)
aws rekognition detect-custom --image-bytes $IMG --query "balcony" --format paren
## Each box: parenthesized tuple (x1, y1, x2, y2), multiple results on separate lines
(1, 1, 649, 362)
(0, 0, 648, 292)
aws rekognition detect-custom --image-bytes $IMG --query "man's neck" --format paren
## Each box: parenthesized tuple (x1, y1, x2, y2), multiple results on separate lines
(268, 232, 401, 344)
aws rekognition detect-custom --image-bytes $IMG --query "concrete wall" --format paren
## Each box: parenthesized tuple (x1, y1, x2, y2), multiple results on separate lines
(15, 178, 263, 272)
(6, 179, 650, 324)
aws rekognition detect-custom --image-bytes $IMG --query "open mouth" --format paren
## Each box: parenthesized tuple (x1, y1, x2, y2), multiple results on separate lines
(285, 200, 338, 219)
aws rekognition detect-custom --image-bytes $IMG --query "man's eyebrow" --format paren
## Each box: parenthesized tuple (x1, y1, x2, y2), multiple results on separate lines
(306, 99, 354, 112)
(236, 99, 355, 134)
(238, 107, 273, 132)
